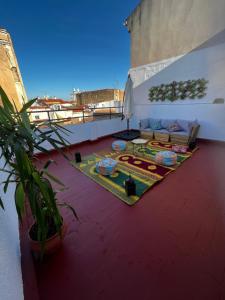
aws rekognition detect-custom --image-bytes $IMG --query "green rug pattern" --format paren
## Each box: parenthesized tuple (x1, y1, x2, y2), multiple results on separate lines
(71, 154, 159, 206)
(72, 141, 198, 206)
(125, 142, 192, 164)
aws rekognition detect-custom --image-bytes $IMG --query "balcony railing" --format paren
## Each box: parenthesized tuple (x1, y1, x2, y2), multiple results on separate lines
(28, 106, 124, 125)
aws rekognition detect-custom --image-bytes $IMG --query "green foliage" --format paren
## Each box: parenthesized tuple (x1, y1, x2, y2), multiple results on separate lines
(0, 87, 77, 251)
(148, 79, 208, 102)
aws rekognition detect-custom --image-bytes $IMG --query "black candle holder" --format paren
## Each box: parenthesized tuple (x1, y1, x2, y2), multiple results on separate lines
(75, 152, 82, 163)
(188, 141, 197, 151)
(125, 175, 136, 196)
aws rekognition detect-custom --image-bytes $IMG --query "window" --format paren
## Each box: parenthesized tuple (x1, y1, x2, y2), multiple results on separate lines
(11, 67, 20, 82)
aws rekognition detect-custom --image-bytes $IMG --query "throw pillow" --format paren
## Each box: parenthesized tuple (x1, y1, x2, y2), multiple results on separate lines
(150, 119, 162, 130)
(161, 119, 174, 129)
(167, 122, 181, 132)
(172, 145, 188, 153)
(140, 119, 149, 129)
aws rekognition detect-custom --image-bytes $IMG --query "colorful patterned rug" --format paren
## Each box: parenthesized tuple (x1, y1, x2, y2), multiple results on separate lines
(71, 154, 160, 206)
(148, 140, 197, 155)
(72, 141, 198, 206)
(125, 141, 195, 165)
(99, 152, 173, 180)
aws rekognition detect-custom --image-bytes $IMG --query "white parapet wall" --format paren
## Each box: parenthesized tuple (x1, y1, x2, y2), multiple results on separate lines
(0, 157, 24, 300)
(130, 29, 225, 141)
(39, 118, 127, 151)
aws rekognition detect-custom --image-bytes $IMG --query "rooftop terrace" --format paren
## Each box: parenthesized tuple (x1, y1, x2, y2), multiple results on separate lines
(21, 136, 225, 300)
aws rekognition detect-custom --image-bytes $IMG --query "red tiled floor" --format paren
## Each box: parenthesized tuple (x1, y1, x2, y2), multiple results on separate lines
(21, 137, 225, 300)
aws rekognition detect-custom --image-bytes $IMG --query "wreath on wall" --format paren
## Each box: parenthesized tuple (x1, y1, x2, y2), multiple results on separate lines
(148, 79, 208, 102)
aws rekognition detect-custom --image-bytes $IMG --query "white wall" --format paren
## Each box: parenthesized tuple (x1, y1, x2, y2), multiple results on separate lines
(131, 32, 225, 141)
(0, 158, 24, 300)
(129, 55, 184, 88)
(126, 0, 225, 67)
(40, 118, 127, 151)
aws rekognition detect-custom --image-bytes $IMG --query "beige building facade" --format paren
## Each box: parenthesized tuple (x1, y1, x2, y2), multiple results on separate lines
(0, 28, 27, 109)
(75, 89, 124, 106)
(126, 0, 225, 68)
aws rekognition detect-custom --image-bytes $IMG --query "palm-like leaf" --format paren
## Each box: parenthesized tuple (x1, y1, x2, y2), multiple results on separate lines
(0, 87, 77, 254)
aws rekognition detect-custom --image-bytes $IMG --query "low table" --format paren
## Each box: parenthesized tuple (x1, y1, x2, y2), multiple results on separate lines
(131, 138, 149, 154)
(112, 130, 140, 141)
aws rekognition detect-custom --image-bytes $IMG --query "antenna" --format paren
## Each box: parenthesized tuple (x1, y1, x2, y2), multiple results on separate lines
(113, 79, 119, 90)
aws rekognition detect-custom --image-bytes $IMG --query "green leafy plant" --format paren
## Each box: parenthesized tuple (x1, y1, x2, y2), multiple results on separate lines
(148, 78, 208, 102)
(0, 86, 77, 252)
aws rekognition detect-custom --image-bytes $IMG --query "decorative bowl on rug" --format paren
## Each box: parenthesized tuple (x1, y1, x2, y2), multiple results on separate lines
(155, 151, 177, 166)
(172, 144, 188, 153)
(96, 158, 118, 176)
(112, 140, 127, 151)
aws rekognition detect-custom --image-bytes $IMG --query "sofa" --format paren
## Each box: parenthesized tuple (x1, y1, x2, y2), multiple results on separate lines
(139, 118, 200, 145)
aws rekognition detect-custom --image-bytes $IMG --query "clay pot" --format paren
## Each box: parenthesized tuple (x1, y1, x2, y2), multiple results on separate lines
(28, 220, 67, 256)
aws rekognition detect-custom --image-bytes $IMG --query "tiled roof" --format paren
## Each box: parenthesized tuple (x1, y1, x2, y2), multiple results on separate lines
(37, 98, 72, 105)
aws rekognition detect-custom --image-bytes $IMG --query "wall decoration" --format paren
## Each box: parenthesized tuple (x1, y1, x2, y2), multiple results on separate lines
(148, 79, 208, 102)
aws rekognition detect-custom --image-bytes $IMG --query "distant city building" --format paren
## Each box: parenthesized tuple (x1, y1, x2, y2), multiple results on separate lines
(88, 100, 123, 114)
(29, 94, 123, 123)
(30, 98, 77, 122)
(0, 28, 27, 109)
(34, 97, 74, 108)
(75, 89, 124, 106)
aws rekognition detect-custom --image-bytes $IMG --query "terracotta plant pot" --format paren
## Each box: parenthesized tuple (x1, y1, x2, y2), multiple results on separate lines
(28, 220, 67, 256)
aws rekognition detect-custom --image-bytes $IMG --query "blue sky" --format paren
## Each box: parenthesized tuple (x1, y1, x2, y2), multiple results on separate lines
(2, 0, 140, 99)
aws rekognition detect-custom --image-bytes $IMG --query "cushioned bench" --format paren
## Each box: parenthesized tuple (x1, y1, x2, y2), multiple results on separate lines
(140, 118, 200, 145)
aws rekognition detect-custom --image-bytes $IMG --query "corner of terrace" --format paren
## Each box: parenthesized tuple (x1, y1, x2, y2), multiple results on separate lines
(1, 1, 225, 300)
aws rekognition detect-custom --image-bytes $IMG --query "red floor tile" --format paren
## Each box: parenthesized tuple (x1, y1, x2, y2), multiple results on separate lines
(21, 138, 225, 300)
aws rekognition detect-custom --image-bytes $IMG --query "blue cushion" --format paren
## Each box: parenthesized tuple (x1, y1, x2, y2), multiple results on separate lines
(176, 119, 190, 132)
(149, 118, 162, 130)
(161, 119, 176, 129)
(112, 140, 127, 151)
(96, 158, 117, 176)
(167, 121, 182, 132)
(140, 119, 149, 129)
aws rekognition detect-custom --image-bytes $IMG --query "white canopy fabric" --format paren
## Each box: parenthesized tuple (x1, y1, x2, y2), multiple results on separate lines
(123, 75, 134, 120)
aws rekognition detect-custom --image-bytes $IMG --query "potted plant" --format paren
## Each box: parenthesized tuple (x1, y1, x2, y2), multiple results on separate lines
(0, 87, 77, 257)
